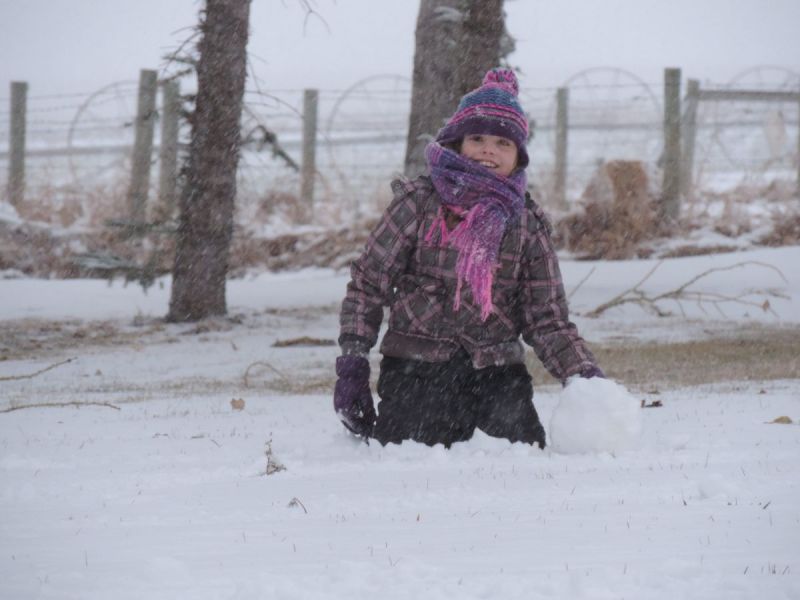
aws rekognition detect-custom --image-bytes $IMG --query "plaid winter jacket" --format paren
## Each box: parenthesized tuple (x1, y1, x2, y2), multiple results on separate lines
(338, 176, 598, 382)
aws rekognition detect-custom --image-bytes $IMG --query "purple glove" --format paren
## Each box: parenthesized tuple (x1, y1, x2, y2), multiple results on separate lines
(334, 355, 376, 437)
(580, 365, 606, 379)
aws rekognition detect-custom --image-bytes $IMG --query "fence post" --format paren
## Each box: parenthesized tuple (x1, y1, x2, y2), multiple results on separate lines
(301, 89, 318, 215)
(156, 79, 181, 222)
(554, 87, 569, 210)
(797, 94, 800, 198)
(7, 81, 28, 209)
(680, 78, 700, 200)
(126, 69, 158, 223)
(661, 67, 682, 220)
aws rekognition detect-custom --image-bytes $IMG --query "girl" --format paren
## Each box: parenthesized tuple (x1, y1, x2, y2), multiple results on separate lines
(334, 68, 603, 449)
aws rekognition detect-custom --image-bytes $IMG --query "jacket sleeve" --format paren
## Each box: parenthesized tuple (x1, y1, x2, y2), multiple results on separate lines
(519, 209, 598, 383)
(338, 182, 420, 355)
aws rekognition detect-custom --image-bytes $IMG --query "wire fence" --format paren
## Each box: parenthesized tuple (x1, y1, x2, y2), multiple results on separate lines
(1, 66, 798, 228)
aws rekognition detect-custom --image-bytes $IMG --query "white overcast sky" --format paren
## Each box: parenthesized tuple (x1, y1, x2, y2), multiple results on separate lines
(1, 0, 799, 96)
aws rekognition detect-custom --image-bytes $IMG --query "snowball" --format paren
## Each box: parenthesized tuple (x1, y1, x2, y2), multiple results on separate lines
(549, 377, 642, 455)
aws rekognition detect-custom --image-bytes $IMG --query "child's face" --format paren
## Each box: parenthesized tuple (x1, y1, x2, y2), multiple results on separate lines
(460, 133, 518, 177)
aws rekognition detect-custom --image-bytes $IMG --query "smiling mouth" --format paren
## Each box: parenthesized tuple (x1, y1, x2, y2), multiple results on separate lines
(479, 160, 498, 169)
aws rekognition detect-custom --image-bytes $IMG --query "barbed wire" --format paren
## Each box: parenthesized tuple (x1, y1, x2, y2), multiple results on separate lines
(19, 102, 88, 114)
(2, 71, 797, 201)
(29, 89, 135, 100)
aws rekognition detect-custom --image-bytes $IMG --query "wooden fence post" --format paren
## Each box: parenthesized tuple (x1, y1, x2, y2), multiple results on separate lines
(156, 79, 181, 222)
(797, 95, 800, 198)
(554, 87, 569, 209)
(680, 79, 700, 200)
(301, 88, 319, 215)
(661, 68, 682, 220)
(7, 81, 28, 209)
(126, 69, 158, 223)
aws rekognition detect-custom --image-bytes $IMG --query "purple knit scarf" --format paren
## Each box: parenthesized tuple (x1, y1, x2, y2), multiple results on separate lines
(424, 142, 527, 321)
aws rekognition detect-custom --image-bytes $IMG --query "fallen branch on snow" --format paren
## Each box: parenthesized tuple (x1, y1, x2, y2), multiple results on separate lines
(0, 357, 76, 382)
(272, 336, 335, 348)
(243, 360, 290, 387)
(585, 261, 787, 318)
(567, 266, 596, 301)
(0, 401, 121, 414)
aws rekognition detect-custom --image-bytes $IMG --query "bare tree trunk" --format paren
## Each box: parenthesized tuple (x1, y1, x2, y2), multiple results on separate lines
(167, 0, 251, 322)
(404, 0, 510, 177)
(456, 0, 508, 97)
(403, 0, 461, 178)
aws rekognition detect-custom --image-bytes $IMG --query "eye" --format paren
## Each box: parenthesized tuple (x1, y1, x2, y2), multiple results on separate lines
(498, 138, 512, 147)
(467, 134, 483, 143)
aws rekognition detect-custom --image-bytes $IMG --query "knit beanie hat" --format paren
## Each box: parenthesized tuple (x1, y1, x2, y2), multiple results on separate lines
(435, 68, 530, 169)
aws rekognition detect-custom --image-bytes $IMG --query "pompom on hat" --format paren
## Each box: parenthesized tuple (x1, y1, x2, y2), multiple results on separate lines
(435, 68, 530, 169)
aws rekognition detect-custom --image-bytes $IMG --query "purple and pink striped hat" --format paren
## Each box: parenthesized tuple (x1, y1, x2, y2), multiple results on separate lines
(435, 68, 530, 168)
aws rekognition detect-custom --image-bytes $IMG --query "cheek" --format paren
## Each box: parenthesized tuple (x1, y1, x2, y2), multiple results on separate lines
(503, 148, 518, 165)
(460, 142, 478, 157)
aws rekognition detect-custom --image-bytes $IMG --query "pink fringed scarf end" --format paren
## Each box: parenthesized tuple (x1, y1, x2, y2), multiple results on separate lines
(448, 204, 499, 322)
(424, 207, 448, 245)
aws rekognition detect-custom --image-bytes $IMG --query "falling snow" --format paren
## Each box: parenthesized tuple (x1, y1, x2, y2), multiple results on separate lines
(1, 246, 799, 599)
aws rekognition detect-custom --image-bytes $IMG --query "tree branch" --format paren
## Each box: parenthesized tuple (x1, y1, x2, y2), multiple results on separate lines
(243, 361, 290, 387)
(297, 0, 331, 34)
(585, 262, 664, 317)
(1, 401, 121, 414)
(586, 261, 787, 318)
(0, 357, 76, 382)
(567, 266, 595, 301)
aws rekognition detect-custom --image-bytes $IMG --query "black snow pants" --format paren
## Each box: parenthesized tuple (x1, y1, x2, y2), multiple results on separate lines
(372, 349, 546, 449)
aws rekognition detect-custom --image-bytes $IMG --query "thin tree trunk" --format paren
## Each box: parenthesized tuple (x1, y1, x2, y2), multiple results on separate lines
(404, 0, 509, 177)
(167, 0, 251, 322)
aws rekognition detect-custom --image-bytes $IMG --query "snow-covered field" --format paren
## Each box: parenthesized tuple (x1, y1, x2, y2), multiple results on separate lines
(1, 247, 799, 599)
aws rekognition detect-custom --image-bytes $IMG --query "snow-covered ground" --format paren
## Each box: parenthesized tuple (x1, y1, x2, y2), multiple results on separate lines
(1, 247, 799, 599)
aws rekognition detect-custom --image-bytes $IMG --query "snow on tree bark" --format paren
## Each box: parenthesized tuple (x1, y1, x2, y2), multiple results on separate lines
(168, 0, 251, 322)
(404, 0, 512, 177)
